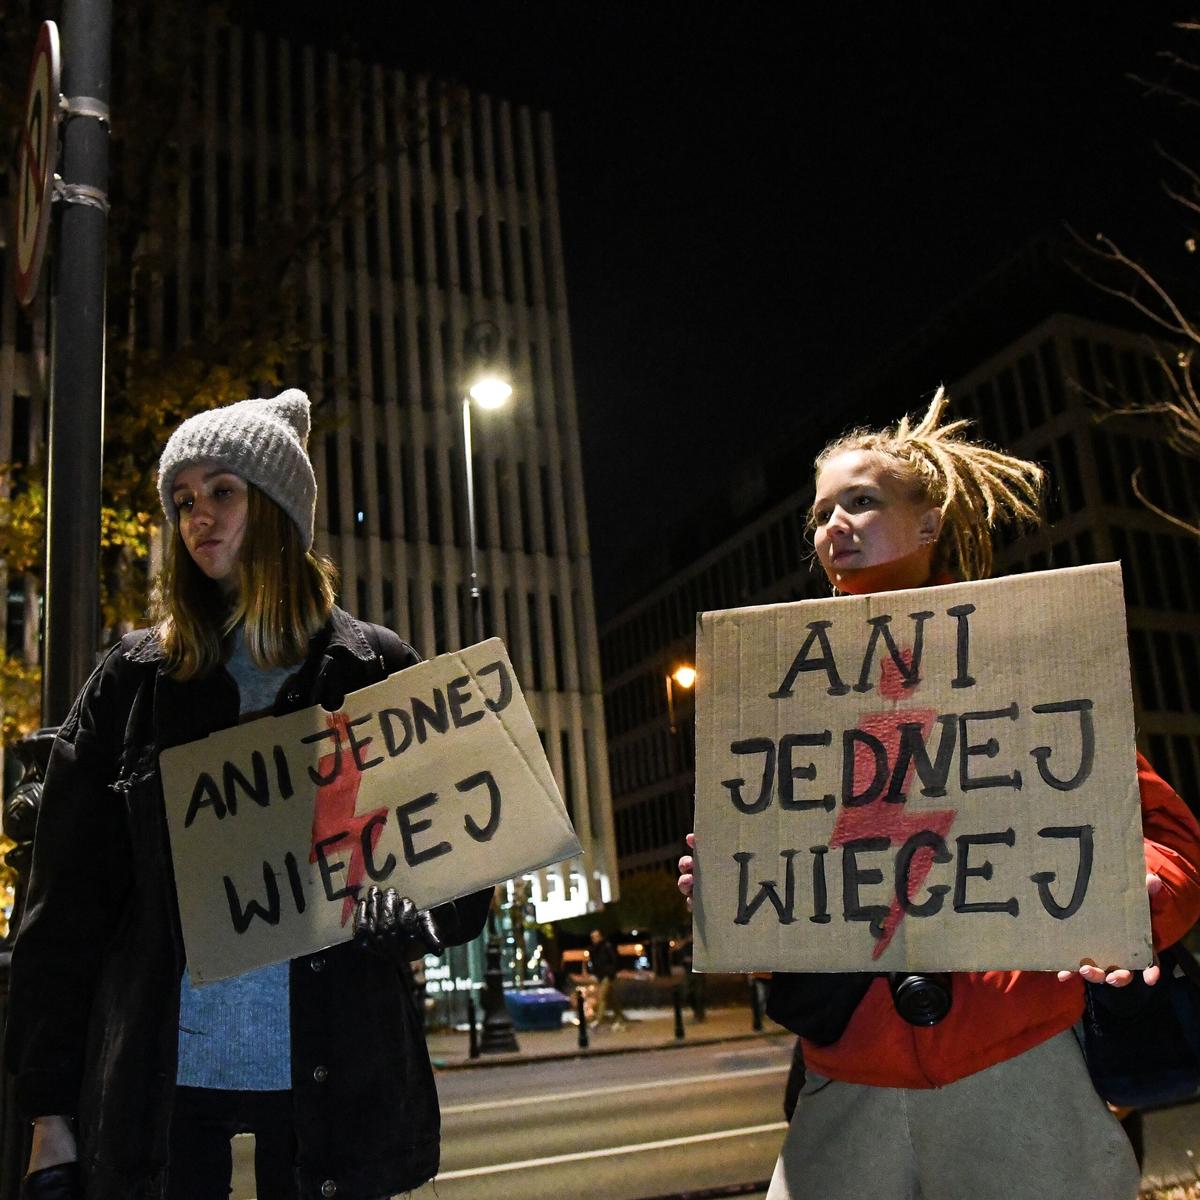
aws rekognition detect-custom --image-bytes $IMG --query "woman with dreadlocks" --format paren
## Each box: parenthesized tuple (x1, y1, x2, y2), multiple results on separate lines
(678, 388, 1200, 1200)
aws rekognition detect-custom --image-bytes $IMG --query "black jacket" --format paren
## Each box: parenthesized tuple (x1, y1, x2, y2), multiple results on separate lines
(8, 608, 492, 1200)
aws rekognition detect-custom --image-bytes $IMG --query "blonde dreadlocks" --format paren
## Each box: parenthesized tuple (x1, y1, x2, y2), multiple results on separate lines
(814, 387, 1045, 581)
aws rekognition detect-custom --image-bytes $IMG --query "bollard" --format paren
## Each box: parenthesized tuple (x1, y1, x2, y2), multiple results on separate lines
(673, 985, 685, 1040)
(750, 976, 763, 1032)
(576, 987, 589, 1049)
(466, 991, 480, 1059)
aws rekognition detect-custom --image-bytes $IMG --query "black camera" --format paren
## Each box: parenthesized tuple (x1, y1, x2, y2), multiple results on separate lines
(889, 973, 952, 1026)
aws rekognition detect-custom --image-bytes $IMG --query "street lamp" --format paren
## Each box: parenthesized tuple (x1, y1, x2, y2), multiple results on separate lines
(666, 663, 696, 735)
(462, 320, 512, 644)
(460, 321, 518, 1053)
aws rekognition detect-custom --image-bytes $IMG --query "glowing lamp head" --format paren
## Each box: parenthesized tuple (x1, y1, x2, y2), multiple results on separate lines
(672, 665, 697, 689)
(468, 374, 513, 409)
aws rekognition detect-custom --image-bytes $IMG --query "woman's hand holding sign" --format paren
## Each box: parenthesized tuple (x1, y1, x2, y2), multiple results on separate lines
(678, 832, 696, 912)
(1056, 873, 1164, 988)
(353, 885, 446, 961)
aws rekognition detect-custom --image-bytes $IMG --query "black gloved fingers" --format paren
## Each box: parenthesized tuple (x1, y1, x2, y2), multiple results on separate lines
(396, 893, 422, 936)
(352, 890, 369, 939)
(370, 884, 388, 936)
(21, 1163, 83, 1200)
(417, 907, 446, 955)
(353, 885, 444, 959)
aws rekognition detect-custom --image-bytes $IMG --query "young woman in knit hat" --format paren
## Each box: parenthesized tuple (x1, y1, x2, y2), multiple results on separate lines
(9, 390, 492, 1200)
(677, 389, 1200, 1200)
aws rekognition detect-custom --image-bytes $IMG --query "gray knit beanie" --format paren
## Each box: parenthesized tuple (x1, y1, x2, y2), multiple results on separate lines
(157, 389, 317, 549)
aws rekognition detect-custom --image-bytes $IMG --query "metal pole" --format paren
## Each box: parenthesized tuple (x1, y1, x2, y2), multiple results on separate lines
(575, 987, 589, 1049)
(461, 395, 484, 645)
(42, 0, 111, 725)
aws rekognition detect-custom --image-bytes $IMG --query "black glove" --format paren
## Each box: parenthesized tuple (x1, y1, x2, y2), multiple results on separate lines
(21, 1164, 82, 1200)
(352, 886, 445, 960)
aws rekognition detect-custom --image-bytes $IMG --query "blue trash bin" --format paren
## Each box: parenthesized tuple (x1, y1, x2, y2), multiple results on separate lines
(503, 987, 571, 1031)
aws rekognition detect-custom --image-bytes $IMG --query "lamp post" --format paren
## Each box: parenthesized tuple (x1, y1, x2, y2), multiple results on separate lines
(459, 321, 517, 1052)
(665, 663, 697, 735)
(461, 321, 512, 645)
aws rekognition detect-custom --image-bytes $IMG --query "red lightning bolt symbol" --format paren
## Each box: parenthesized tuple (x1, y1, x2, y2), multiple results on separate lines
(828, 653, 957, 959)
(309, 712, 388, 927)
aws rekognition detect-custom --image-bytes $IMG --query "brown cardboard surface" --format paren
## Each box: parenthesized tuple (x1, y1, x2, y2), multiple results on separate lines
(693, 564, 1152, 973)
(161, 639, 580, 983)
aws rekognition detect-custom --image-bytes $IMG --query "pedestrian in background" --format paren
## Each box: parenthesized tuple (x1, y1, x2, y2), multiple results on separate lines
(8, 391, 492, 1200)
(678, 388, 1200, 1200)
(589, 928, 627, 1028)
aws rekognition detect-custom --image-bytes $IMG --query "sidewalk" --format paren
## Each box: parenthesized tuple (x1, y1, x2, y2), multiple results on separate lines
(427, 1004, 791, 1070)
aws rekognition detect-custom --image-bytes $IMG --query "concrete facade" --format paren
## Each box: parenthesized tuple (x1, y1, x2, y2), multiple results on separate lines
(0, 14, 616, 922)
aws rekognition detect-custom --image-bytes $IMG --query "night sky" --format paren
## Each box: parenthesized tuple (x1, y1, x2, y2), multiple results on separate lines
(248, 2, 1192, 615)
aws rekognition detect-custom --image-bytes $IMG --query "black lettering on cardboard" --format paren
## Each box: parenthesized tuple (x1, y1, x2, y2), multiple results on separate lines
(779, 732, 835, 811)
(959, 704, 1023, 791)
(381, 708, 413, 756)
(852, 611, 933, 693)
(224, 863, 282, 933)
(885, 716, 958, 802)
(895, 830, 952, 917)
(810, 845, 831, 924)
(273, 745, 294, 800)
(769, 621, 850, 698)
(952, 829, 1019, 915)
(948, 604, 977, 688)
(313, 831, 356, 903)
(411, 688, 449, 743)
(346, 712, 384, 773)
(448, 675, 485, 728)
(283, 850, 307, 915)
(361, 811, 397, 881)
(458, 770, 502, 841)
(1031, 825, 1095, 919)
(184, 772, 226, 827)
(733, 850, 799, 925)
(842, 729, 888, 807)
(396, 792, 453, 866)
(223, 751, 270, 814)
(722, 738, 776, 814)
(842, 836, 890, 938)
(302, 726, 342, 785)
(1030, 699, 1095, 791)
(478, 660, 514, 713)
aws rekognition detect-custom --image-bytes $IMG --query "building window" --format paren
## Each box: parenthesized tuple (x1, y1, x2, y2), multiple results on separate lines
(1040, 340, 1067, 414)
(324, 434, 342, 531)
(1128, 628, 1158, 711)
(1153, 631, 1185, 712)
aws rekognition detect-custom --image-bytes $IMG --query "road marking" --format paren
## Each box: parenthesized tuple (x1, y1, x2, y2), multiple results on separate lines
(441, 1064, 790, 1115)
(436, 1121, 789, 1178)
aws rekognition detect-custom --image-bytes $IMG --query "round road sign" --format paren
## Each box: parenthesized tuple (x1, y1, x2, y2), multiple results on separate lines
(14, 20, 61, 307)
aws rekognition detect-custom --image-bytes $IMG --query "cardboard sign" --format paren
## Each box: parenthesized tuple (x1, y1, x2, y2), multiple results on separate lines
(162, 639, 581, 983)
(693, 564, 1152, 973)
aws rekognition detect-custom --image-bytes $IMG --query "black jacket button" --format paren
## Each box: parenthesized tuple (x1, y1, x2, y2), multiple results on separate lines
(313, 1064, 329, 1083)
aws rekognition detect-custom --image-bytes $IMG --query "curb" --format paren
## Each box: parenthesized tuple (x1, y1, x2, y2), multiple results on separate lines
(430, 1026, 790, 1071)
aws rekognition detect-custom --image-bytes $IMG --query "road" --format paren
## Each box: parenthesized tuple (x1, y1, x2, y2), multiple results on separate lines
(232, 1038, 792, 1198)
(229, 1043, 1200, 1198)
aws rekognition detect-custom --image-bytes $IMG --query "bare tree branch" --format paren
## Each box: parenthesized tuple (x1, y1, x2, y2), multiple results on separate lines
(1132, 467, 1200, 536)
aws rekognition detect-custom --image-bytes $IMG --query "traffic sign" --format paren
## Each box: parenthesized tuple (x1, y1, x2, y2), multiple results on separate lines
(14, 21, 61, 307)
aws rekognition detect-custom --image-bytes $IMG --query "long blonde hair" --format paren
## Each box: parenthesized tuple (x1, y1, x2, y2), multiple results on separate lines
(152, 484, 338, 680)
(815, 387, 1045, 581)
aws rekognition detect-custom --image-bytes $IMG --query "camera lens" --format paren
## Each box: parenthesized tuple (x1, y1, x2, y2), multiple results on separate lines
(889, 973, 952, 1026)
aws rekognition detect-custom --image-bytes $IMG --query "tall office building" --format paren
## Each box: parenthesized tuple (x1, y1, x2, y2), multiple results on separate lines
(0, 13, 617, 943)
(600, 308, 1200, 880)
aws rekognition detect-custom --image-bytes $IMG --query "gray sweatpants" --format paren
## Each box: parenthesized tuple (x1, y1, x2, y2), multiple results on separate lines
(766, 1030, 1140, 1200)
